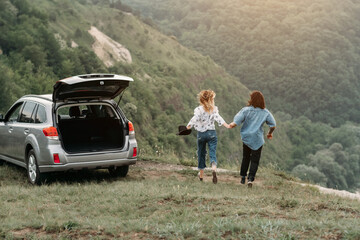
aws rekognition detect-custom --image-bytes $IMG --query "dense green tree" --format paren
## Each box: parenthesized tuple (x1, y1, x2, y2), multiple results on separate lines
(0, 64, 13, 113)
(329, 124, 360, 148)
(291, 164, 327, 186)
(21, 45, 47, 69)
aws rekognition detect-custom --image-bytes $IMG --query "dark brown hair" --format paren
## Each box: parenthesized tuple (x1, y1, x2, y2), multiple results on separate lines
(247, 91, 265, 109)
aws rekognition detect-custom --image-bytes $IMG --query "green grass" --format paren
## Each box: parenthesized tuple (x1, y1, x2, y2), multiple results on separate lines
(0, 160, 359, 239)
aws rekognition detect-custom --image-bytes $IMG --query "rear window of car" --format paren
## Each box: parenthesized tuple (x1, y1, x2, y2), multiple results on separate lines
(57, 104, 118, 121)
(19, 102, 37, 123)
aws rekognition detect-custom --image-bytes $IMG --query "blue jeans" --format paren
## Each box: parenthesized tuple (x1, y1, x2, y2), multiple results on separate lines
(197, 130, 218, 169)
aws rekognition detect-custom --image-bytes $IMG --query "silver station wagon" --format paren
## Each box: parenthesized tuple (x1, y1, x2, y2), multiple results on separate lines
(0, 74, 137, 184)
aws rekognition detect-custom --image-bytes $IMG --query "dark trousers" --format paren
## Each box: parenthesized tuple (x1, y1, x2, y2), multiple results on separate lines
(240, 144, 263, 181)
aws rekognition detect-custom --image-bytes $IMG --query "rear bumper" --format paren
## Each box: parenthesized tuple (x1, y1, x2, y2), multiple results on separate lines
(39, 158, 136, 172)
(37, 136, 137, 173)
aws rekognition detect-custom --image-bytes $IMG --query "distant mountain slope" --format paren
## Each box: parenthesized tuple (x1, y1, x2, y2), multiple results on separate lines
(122, 0, 360, 126)
(2, 0, 358, 191)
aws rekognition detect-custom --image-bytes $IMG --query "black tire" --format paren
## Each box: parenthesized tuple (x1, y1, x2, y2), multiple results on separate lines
(108, 165, 129, 178)
(26, 149, 44, 185)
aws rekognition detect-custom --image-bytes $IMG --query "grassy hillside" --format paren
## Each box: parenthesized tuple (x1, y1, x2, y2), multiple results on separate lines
(0, 160, 359, 239)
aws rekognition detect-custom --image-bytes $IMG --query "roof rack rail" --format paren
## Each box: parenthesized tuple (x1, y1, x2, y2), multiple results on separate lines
(22, 95, 52, 102)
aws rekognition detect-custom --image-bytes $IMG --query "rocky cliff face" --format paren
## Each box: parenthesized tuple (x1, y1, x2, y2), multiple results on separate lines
(88, 26, 132, 67)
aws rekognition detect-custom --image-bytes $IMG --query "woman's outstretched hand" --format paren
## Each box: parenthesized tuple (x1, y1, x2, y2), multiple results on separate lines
(223, 123, 231, 128)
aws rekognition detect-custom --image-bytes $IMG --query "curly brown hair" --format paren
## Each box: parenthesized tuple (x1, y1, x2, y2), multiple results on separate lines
(248, 91, 265, 109)
(198, 90, 215, 113)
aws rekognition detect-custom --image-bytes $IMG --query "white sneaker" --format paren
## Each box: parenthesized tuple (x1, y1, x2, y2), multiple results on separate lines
(247, 180, 253, 188)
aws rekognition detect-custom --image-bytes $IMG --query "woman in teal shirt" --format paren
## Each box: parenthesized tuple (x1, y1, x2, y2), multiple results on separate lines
(229, 91, 276, 188)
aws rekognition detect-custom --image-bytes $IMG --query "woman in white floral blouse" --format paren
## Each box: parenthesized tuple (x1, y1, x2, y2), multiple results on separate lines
(187, 90, 230, 184)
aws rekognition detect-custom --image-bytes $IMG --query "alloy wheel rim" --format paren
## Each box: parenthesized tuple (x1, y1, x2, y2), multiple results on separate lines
(28, 155, 37, 183)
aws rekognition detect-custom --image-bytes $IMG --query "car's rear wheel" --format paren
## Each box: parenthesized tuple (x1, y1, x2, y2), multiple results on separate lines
(108, 165, 129, 177)
(27, 149, 44, 185)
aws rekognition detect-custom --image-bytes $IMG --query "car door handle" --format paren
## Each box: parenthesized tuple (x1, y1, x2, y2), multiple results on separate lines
(8, 127, 13, 133)
(24, 129, 30, 135)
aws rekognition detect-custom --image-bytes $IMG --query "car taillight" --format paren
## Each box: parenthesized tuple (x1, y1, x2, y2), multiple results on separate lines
(128, 121, 135, 135)
(53, 153, 60, 164)
(132, 147, 137, 158)
(43, 127, 58, 139)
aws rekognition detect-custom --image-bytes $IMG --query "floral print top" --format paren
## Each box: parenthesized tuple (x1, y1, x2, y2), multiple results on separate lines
(187, 106, 226, 132)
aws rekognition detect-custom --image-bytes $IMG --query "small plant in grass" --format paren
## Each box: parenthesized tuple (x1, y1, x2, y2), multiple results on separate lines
(278, 197, 299, 209)
(45, 225, 62, 233)
(63, 221, 80, 231)
(345, 231, 360, 239)
(179, 158, 197, 167)
(280, 233, 297, 240)
(274, 171, 296, 181)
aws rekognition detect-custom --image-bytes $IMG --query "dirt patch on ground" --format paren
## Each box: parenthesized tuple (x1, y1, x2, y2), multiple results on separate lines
(10, 228, 159, 240)
(136, 161, 359, 200)
(88, 26, 132, 67)
(136, 160, 187, 171)
(134, 160, 252, 185)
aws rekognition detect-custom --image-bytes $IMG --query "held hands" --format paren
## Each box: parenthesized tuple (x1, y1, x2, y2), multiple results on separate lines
(223, 122, 237, 129)
(223, 123, 231, 129)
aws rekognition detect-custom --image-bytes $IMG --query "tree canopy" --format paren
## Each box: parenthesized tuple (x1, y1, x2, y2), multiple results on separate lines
(122, 0, 360, 127)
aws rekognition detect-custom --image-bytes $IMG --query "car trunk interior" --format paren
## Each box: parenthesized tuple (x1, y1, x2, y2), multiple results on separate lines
(57, 105, 125, 153)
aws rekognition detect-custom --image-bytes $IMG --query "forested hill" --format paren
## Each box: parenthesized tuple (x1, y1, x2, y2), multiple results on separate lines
(0, 0, 359, 192)
(122, 0, 360, 127)
(0, 0, 290, 168)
